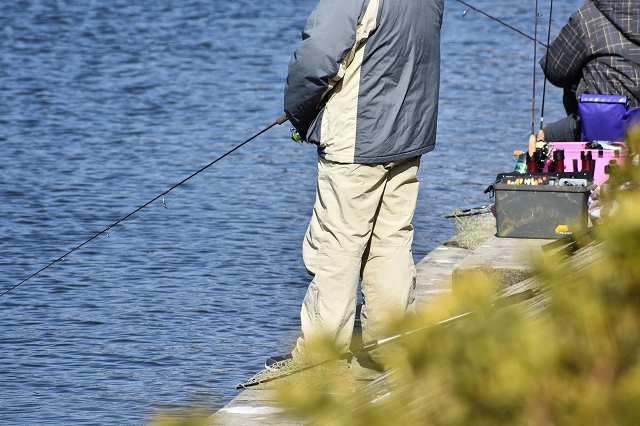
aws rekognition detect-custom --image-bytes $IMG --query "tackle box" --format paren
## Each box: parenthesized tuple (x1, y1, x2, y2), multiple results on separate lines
(492, 172, 592, 239)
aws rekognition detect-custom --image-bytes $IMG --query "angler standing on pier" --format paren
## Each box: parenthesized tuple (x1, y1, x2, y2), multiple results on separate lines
(278, 0, 444, 368)
(541, 0, 640, 142)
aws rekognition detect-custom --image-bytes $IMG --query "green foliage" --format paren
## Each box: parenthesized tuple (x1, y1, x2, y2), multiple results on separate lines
(277, 164, 640, 425)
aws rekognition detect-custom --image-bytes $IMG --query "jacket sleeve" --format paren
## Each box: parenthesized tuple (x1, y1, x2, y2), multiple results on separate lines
(539, 11, 589, 89)
(284, 0, 369, 139)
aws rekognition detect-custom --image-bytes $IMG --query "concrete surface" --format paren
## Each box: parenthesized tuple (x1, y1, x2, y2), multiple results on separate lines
(207, 390, 299, 425)
(451, 236, 549, 294)
(414, 240, 471, 312)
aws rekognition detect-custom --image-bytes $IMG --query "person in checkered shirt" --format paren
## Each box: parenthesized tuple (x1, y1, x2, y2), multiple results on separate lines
(540, 0, 640, 142)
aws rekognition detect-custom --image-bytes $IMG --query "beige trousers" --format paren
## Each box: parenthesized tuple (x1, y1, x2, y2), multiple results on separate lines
(294, 155, 420, 357)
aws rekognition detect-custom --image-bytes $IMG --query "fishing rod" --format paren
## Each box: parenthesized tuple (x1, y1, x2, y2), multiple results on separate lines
(455, 0, 547, 48)
(528, 0, 541, 156)
(538, 0, 555, 138)
(0, 113, 289, 299)
(236, 286, 541, 389)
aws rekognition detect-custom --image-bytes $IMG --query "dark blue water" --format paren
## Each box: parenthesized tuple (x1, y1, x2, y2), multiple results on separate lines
(0, 0, 580, 424)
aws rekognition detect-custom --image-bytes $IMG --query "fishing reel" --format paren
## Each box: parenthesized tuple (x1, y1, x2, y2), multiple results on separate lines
(535, 139, 549, 172)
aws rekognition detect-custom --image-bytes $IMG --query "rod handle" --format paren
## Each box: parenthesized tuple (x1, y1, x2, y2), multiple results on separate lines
(537, 129, 545, 142)
(276, 113, 289, 125)
(528, 134, 536, 156)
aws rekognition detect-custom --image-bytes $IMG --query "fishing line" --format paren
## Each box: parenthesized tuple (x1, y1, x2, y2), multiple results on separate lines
(455, 0, 547, 47)
(1, 114, 289, 299)
(539, 0, 554, 133)
(80, 137, 282, 251)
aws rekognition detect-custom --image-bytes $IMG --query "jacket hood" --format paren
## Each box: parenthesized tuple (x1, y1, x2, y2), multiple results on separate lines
(596, 0, 640, 45)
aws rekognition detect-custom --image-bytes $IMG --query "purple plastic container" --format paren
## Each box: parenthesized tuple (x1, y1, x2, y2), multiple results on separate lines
(578, 94, 628, 143)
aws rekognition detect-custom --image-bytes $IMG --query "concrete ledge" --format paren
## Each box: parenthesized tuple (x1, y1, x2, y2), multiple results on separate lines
(207, 390, 300, 425)
(452, 236, 549, 294)
(415, 242, 471, 312)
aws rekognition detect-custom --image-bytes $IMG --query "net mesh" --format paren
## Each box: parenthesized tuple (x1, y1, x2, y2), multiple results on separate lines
(236, 356, 377, 390)
(446, 205, 496, 250)
(237, 357, 316, 389)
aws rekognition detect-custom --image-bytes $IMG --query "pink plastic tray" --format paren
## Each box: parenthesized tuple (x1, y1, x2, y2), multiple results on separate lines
(542, 142, 628, 185)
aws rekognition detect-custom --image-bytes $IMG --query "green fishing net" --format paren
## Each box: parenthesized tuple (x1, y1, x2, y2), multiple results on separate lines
(236, 356, 381, 390)
(445, 205, 497, 250)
